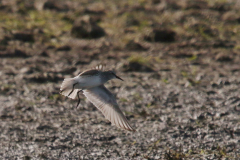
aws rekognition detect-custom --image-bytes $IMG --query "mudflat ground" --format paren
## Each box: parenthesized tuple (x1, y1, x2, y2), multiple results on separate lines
(0, 0, 240, 159)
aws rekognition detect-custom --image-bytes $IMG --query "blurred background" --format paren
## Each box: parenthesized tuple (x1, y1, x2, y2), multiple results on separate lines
(0, 0, 240, 159)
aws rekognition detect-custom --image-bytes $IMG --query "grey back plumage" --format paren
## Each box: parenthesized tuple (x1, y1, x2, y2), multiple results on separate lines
(79, 69, 100, 77)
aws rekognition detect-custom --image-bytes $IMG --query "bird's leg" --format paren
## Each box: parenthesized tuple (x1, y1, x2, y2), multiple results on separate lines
(76, 89, 83, 108)
(68, 83, 78, 97)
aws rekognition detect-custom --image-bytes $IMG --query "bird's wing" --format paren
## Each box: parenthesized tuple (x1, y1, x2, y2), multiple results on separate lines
(79, 69, 99, 76)
(83, 85, 135, 132)
(94, 64, 105, 71)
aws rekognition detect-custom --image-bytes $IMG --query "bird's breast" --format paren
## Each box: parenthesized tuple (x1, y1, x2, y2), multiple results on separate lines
(76, 75, 102, 89)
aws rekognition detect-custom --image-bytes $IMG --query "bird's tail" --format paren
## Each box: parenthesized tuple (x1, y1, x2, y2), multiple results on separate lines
(60, 78, 79, 99)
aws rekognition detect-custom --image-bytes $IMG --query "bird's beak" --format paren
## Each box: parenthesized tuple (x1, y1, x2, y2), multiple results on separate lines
(115, 75, 124, 81)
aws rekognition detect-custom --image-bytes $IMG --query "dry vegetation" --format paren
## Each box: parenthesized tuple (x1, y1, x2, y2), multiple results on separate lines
(0, 0, 240, 159)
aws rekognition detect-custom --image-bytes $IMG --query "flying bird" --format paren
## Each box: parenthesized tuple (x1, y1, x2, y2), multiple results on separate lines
(60, 65, 135, 132)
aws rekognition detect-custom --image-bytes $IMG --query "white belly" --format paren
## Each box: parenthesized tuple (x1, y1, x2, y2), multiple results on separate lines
(74, 75, 102, 89)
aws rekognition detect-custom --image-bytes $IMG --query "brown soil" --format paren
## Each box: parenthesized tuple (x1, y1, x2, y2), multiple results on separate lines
(0, 0, 240, 159)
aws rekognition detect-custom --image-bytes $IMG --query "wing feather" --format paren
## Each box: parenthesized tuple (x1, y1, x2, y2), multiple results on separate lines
(83, 85, 135, 132)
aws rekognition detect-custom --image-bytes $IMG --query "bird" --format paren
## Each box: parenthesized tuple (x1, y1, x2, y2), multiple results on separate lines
(60, 65, 135, 132)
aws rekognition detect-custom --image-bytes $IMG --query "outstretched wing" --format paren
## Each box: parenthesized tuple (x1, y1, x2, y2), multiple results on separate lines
(78, 64, 105, 77)
(94, 64, 106, 71)
(83, 85, 135, 132)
